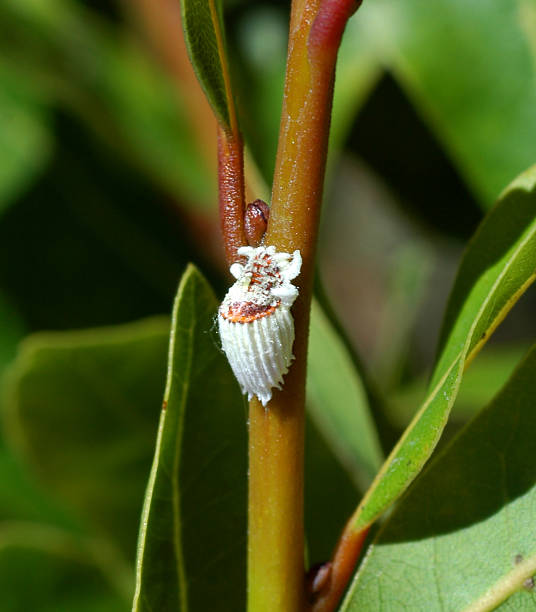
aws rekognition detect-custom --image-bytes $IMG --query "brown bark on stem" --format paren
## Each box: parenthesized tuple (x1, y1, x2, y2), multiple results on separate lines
(218, 126, 246, 265)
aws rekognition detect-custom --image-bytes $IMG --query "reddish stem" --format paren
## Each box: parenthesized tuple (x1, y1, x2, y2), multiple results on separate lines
(218, 125, 246, 265)
(311, 524, 370, 612)
(257, 0, 365, 609)
(308, 0, 362, 62)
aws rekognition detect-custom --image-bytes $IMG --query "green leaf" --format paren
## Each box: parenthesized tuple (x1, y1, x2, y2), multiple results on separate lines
(351, 164, 536, 532)
(359, 0, 536, 205)
(0, 62, 51, 215)
(307, 299, 383, 493)
(180, 0, 231, 129)
(342, 343, 536, 611)
(3, 316, 170, 562)
(132, 266, 246, 612)
(0, 524, 127, 612)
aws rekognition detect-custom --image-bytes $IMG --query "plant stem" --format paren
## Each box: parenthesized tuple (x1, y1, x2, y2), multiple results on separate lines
(218, 125, 246, 265)
(248, 1, 361, 610)
(311, 522, 369, 612)
(248, 392, 306, 612)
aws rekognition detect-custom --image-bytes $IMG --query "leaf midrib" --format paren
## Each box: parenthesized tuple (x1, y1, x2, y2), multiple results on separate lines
(131, 274, 197, 612)
(461, 552, 536, 612)
(172, 302, 196, 612)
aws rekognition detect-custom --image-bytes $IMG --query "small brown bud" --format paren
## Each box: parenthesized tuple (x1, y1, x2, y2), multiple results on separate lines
(245, 199, 270, 247)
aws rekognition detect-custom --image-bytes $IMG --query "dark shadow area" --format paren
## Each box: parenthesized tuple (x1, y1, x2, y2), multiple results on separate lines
(305, 414, 360, 566)
(347, 73, 483, 241)
(80, 0, 121, 22)
(0, 112, 220, 332)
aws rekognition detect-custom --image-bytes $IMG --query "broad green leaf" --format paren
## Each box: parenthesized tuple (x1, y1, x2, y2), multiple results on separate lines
(0, 62, 51, 216)
(132, 266, 246, 612)
(3, 316, 170, 561)
(307, 299, 383, 493)
(342, 343, 536, 611)
(0, 524, 127, 611)
(0, 431, 134, 610)
(359, 0, 536, 206)
(0, 415, 131, 609)
(351, 164, 536, 532)
(0, 445, 79, 531)
(181, 0, 231, 129)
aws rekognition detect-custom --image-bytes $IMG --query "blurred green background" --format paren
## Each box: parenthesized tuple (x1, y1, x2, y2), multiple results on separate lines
(1, 0, 536, 609)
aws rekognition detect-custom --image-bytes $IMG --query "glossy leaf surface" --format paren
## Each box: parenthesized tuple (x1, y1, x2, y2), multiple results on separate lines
(132, 265, 247, 612)
(343, 344, 536, 611)
(352, 165, 536, 531)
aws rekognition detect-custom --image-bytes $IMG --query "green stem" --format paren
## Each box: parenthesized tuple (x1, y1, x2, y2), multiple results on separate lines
(247, 0, 361, 610)
(248, 393, 306, 612)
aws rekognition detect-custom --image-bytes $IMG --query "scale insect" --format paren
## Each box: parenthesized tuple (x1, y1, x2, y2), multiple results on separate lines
(218, 245, 302, 406)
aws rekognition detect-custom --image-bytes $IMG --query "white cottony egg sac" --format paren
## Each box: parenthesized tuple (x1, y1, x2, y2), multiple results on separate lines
(218, 245, 302, 406)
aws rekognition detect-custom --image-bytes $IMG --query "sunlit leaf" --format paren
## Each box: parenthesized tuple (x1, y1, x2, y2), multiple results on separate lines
(350, 164, 536, 533)
(359, 0, 536, 206)
(132, 265, 246, 612)
(343, 343, 536, 611)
